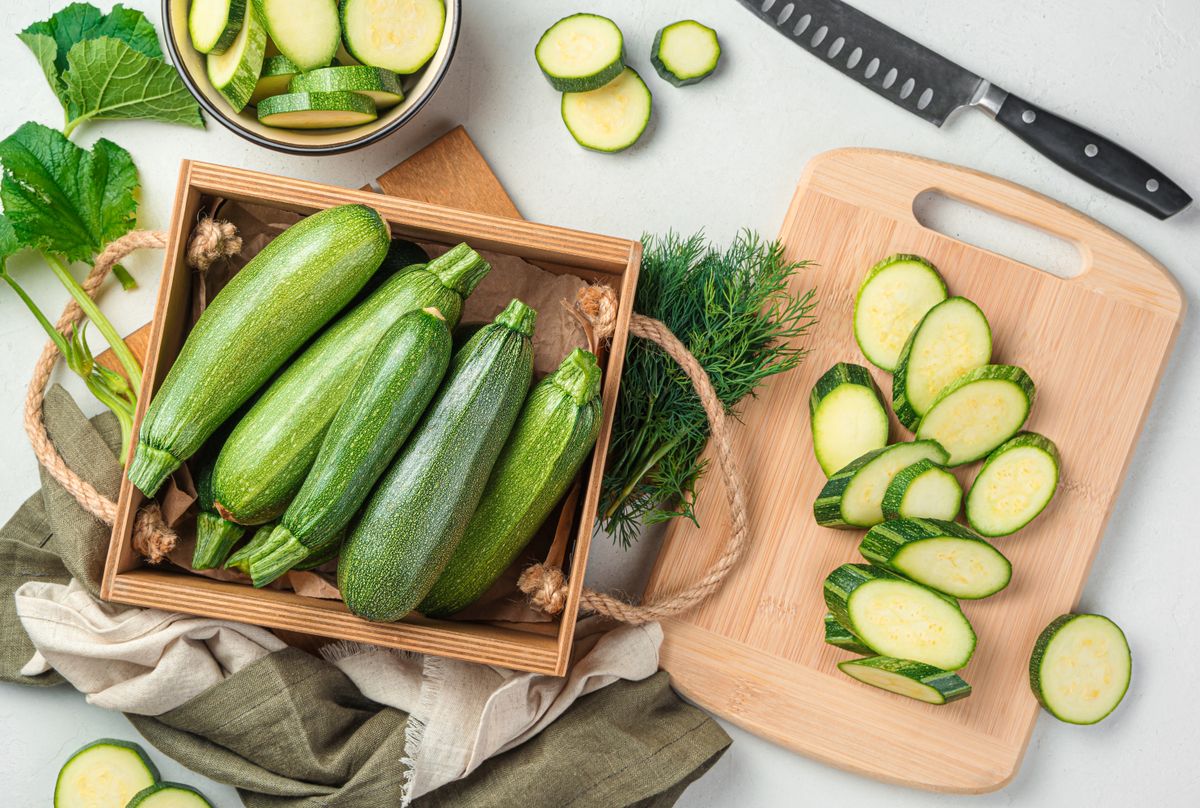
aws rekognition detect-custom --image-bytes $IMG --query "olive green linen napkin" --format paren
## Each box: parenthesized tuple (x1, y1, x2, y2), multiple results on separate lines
(1, 386, 730, 806)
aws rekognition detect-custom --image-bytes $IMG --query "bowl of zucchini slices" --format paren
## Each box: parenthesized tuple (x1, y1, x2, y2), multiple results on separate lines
(165, 0, 460, 154)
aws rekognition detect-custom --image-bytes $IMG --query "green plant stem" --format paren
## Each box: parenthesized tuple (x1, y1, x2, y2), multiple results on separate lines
(1, 271, 70, 356)
(84, 371, 134, 461)
(43, 252, 142, 392)
(111, 263, 137, 290)
(603, 432, 685, 522)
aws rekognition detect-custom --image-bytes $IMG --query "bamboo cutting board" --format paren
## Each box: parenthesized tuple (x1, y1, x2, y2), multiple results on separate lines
(643, 148, 1184, 793)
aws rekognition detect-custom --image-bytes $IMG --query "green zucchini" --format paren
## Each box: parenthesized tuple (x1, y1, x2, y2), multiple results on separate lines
(341, 0, 446, 74)
(824, 612, 873, 655)
(561, 67, 652, 153)
(210, 244, 488, 525)
(838, 656, 971, 705)
(966, 431, 1060, 536)
(252, 0, 339, 71)
(651, 20, 721, 87)
(190, 0, 246, 54)
(1030, 613, 1131, 724)
(223, 522, 277, 574)
(128, 204, 390, 497)
(853, 254, 947, 372)
(127, 782, 214, 807)
(809, 362, 889, 477)
(191, 449, 245, 569)
(915, 364, 1035, 466)
(206, 0, 267, 112)
(54, 738, 159, 808)
(859, 518, 1011, 599)
(289, 64, 405, 108)
(249, 55, 299, 105)
(257, 91, 378, 129)
(824, 563, 976, 670)
(340, 299, 537, 622)
(813, 440, 949, 528)
(420, 347, 603, 617)
(535, 13, 625, 92)
(880, 458, 962, 521)
(292, 535, 340, 570)
(247, 308, 453, 586)
(892, 296, 992, 431)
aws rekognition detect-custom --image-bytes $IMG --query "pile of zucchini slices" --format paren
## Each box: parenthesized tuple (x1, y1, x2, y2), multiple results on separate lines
(812, 254, 1131, 725)
(190, 0, 446, 130)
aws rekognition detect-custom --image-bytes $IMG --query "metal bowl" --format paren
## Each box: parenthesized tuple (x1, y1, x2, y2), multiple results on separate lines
(162, 0, 461, 155)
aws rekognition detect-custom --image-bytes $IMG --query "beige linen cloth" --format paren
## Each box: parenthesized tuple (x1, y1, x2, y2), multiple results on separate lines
(15, 579, 661, 805)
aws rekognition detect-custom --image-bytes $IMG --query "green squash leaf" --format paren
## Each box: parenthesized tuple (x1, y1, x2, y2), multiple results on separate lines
(20, 2, 161, 77)
(0, 122, 138, 262)
(63, 37, 204, 131)
(16, 32, 66, 103)
(0, 215, 19, 269)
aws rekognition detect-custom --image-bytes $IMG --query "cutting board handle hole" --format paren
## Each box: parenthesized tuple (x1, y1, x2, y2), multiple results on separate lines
(912, 190, 1083, 279)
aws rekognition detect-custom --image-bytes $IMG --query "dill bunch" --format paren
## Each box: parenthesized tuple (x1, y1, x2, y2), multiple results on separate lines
(600, 230, 817, 548)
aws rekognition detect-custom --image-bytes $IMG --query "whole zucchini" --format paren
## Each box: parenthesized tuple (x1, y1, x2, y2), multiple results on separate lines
(420, 348, 603, 617)
(192, 449, 245, 569)
(128, 204, 390, 496)
(247, 307, 453, 586)
(339, 298, 537, 622)
(211, 244, 490, 525)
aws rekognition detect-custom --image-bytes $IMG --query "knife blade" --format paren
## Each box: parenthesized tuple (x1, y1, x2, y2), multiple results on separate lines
(737, 0, 1192, 219)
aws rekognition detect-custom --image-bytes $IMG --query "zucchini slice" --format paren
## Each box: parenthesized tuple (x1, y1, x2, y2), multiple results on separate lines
(249, 55, 299, 105)
(966, 431, 1060, 536)
(915, 365, 1036, 466)
(824, 563, 976, 670)
(1030, 613, 1131, 725)
(824, 612, 873, 655)
(859, 517, 1011, 599)
(814, 440, 949, 529)
(341, 0, 446, 74)
(257, 91, 378, 129)
(206, 0, 267, 112)
(127, 782, 214, 807)
(809, 362, 889, 477)
(839, 656, 971, 704)
(892, 296, 992, 430)
(881, 458, 962, 521)
(561, 67, 652, 153)
(289, 65, 404, 108)
(651, 20, 721, 87)
(252, 0, 339, 71)
(853, 254, 948, 372)
(189, 0, 247, 54)
(54, 739, 160, 808)
(536, 13, 625, 92)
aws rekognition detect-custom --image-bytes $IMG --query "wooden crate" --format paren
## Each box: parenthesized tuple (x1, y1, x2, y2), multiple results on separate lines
(101, 161, 642, 676)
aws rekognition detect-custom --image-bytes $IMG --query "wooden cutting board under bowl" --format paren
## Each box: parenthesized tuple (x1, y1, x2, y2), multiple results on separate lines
(643, 148, 1184, 793)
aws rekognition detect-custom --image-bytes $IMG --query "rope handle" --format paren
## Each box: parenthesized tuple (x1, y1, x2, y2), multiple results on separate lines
(517, 285, 749, 625)
(24, 221, 241, 562)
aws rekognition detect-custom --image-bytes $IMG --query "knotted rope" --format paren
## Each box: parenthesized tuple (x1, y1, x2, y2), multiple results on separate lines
(23, 220, 240, 562)
(518, 284, 750, 625)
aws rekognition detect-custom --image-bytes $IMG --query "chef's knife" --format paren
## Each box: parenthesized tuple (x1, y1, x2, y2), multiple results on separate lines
(737, 0, 1192, 219)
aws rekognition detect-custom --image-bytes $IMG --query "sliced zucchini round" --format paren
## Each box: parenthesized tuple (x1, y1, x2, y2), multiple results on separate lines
(248, 54, 299, 105)
(127, 782, 214, 807)
(256, 91, 378, 129)
(824, 611, 873, 655)
(893, 296, 992, 431)
(809, 362, 889, 477)
(814, 440, 949, 529)
(859, 517, 1011, 599)
(1030, 613, 1131, 725)
(853, 254, 948, 372)
(54, 738, 160, 808)
(915, 364, 1035, 466)
(824, 563, 976, 670)
(651, 20, 721, 87)
(561, 67, 652, 153)
(189, 0, 247, 54)
(536, 13, 625, 92)
(206, 0, 267, 112)
(252, 0, 339, 71)
(289, 64, 404, 108)
(966, 431, 1060, 536)
(341, 0, 446, 74)
(839, 656, 972, 704)
(881, 458, 962, 521)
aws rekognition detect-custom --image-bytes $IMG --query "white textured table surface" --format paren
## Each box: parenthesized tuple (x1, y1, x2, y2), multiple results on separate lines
(2, 1, 1198, 805)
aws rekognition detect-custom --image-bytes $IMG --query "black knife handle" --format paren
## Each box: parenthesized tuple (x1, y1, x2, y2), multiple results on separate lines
(994, 93, 1191, 219)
